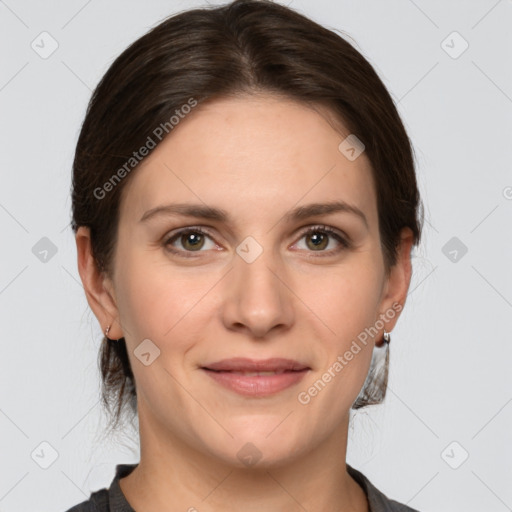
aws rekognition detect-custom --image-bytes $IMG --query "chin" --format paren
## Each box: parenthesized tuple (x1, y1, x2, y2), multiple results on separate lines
(206, 429, 305, 470)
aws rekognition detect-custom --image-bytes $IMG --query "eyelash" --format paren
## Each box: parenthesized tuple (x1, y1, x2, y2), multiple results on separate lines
(163, 225, 351, 259)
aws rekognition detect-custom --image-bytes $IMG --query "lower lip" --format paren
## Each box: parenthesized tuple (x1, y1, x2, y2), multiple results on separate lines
(202, 369, 309, 397)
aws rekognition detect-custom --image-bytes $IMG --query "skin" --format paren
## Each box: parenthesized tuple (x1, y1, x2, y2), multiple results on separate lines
(76, 93, 414, 512)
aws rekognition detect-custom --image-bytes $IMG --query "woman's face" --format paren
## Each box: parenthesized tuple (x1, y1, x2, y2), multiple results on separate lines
(79, 93, 412, 467)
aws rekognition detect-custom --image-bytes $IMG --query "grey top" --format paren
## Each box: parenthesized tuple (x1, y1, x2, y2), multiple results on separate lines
(64, 463, 420, 512)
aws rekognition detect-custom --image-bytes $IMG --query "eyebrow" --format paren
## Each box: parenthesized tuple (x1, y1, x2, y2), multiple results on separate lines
(139, 200, 368, 229)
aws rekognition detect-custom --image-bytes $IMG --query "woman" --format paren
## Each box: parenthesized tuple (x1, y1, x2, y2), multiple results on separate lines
(67, 0, 423, 510)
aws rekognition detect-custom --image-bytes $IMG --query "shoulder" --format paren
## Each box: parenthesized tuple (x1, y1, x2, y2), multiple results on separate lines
(347, 464, 421, 512)
(63, 487, 109, 512)
(375, 496, 421, 512)
(63, 463, 137, 512)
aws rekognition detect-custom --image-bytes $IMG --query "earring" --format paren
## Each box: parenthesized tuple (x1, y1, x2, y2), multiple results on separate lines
(376, 329, 391, 347)
(105, 324, 111, 340)
(352, 329, 391, 409)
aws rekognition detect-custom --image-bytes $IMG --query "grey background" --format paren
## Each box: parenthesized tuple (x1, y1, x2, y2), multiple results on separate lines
(1, 1, 511, 511)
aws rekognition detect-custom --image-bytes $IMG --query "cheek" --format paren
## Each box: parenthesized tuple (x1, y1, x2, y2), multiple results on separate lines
(303, 258, 383, 340)
(114, 252, 216, 353)
(299, 266, 381, 405)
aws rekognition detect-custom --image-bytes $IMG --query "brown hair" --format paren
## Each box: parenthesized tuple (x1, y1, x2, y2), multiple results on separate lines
(71, 0, 423, 433)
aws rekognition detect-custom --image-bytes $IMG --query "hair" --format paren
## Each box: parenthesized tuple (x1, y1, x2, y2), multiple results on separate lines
(70, 0, 423, 434)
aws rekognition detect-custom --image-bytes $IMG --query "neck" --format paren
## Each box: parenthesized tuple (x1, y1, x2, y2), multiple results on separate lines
(119, 401, 369, 512)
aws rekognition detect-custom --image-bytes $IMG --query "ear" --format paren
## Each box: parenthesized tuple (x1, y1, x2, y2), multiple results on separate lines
(377, 227, 415, 337)
(75, 226, 124, 340)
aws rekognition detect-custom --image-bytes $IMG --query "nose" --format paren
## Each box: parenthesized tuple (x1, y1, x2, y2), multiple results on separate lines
(220, 246, 295, 339)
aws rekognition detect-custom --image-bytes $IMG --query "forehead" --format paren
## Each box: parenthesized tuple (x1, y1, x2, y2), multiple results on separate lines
(119, 94, 377, 228)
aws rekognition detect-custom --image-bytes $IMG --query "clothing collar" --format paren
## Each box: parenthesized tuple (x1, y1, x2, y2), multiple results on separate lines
(107, 462, 417, 512)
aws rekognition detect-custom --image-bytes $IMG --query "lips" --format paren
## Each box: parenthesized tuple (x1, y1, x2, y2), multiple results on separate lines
(201, 358, 310, 397)
(201, 357, 310, 396)
(202, 357, 310, 373)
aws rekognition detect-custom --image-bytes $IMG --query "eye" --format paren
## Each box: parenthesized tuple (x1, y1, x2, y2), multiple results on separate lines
(293, 225, 350, 255)
(164, 227, 217, 257)
(163, 224, 350, 258)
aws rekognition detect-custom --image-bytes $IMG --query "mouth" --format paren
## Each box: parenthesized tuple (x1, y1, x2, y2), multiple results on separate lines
(204, 369, 302, 376)
(201, 358, 310, 397)
(202, 357, 310, 373)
